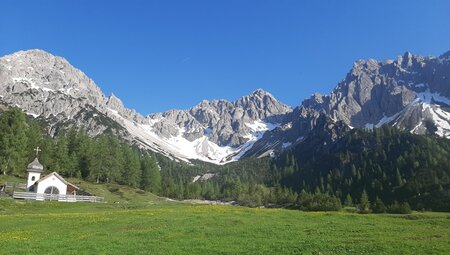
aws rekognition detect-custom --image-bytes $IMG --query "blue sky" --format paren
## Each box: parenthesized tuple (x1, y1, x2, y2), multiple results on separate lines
(1, 1, 450, 114)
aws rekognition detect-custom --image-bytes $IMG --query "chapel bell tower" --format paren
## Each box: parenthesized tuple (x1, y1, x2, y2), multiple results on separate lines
(26, 147, 44, 192)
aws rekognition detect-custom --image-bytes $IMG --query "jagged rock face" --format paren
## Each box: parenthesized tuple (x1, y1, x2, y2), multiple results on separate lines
(245, 51, 450, 157)
(0, 50, 105, 105)
(302, 51, 450, 130)
(1, 49, 450, 163)
(0, 50, 113, 136)
(148, 89, 292, 147)
(0, 49, 292, 164)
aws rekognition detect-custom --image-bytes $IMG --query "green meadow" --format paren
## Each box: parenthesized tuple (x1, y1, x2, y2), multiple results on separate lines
(1, 178, 449, 254)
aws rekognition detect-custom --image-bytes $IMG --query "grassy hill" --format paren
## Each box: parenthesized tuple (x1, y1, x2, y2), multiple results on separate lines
(1, 177, 450, 254)
(0, 175, 169, 211)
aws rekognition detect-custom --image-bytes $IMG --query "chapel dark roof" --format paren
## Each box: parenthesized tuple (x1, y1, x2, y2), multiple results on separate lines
(27, 157, 44, 173)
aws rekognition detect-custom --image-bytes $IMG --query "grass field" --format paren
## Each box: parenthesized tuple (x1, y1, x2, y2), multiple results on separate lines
(1, 177, 450, 254)
(1, 200, 450, 254)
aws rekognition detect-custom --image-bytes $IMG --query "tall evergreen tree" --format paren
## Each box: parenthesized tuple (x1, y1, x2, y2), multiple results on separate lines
(140, 155, 161, 193)
(344, 194, 353, 207)
(0, 108, 28, 175)
(358, 190, 370, 214)
(121, 146, 141, 187)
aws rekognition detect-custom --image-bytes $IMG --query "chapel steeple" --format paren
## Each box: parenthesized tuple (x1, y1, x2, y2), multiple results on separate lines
(26, 147, 44, 191)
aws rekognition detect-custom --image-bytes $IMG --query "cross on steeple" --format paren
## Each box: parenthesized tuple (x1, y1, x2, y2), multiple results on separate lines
(34, 146, 41, 157)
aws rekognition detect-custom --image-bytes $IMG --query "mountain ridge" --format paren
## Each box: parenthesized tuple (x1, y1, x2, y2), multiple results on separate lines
(244, 50, 450, 157)
(1, 49, 450, 164)
(0, 49, 291, 164)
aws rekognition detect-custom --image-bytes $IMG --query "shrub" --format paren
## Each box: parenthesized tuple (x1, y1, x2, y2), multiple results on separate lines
(298, 192, 342, 211)
(357, 190, 371, 214)
(371, 197, 387, 213)
(387, 201, 412, 214)
(344, 194, 353, 207)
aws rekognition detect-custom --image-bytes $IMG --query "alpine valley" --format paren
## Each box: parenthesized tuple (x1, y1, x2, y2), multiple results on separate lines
(1, 49, 450, 164)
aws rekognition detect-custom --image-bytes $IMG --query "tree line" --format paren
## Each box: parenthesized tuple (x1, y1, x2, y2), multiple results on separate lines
(273, 125, 450, 212)
(1, 108, 449, 212)
(0, 108, 161, 193)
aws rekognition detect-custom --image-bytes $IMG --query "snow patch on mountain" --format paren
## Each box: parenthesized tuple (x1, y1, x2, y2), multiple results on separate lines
(13, 77, 51, 92)
(417, 90, 450, 106)
(415, 90, 450, 138)
(108, 108, 280, 164)
(364, 112, 401, 129)
(282, 142, 292, 149)
(414, 83, 427, 88)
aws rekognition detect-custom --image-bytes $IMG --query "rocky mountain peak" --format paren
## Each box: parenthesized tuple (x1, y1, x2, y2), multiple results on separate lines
(245, 49, 450, 158)
(0, 49, 104, 101)
(439, 50, 450, 60)
(105, 93, 125, 111)
(400, 51, 414, 67)
(251, 88, 271, 97)
(3, 49, 449, 164)
(234, 89, 291, 121)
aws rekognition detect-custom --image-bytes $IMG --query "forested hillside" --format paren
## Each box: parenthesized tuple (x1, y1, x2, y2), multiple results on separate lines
(1, 107, 449, 211)
(274, 123, 450, 211)
(0, 107, 161, 193)
(0, 108, 276, 205)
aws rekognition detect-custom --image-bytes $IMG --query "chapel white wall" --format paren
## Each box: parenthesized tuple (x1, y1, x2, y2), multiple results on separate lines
(36, 174, 68, 195)
(27, 172, 41, 191)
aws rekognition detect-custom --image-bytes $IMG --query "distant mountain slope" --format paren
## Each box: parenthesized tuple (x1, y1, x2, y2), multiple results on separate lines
(244, 51, 450, 157)
(1, 49, 450, 164)
(272, 121, 450, 211)
(0, 50, 291, 164)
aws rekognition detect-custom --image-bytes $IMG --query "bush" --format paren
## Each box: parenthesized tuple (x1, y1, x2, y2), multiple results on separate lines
(344, 194, 353, 207)
(357, 190, 371, 214)
(387, 201, 412, 214)
(298, 192, 342, 211)
(371, 197, 387, 213)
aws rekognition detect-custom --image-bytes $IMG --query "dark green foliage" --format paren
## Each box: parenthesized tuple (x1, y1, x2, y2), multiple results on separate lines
(1, 108, 449, 212)
(0, 109, 161, 193)
(387, 201, 412, 214)
(121, 146, 141, 187)
(0, 108, 28, 175)
(155, 156, 278, 206)
(358, 190, 371, 214)
(344, 193, 353, 206)
(140, 155, 161, 193)
(273, 125, 450, 212)
(371, 197, 387, 213)
(297, 191, 342, 211)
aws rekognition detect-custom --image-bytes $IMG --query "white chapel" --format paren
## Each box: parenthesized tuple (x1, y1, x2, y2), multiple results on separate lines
(26, 147, 79, 196)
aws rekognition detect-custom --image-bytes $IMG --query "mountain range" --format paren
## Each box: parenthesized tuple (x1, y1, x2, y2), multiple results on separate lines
(1, 49, 449, 164)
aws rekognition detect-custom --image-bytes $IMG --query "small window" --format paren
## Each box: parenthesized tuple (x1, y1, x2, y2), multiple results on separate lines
(31, 176, 35, 181)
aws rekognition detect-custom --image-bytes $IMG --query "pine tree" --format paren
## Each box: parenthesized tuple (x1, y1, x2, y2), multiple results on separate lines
(344, 194, 353, 207)
(74, 129, 93, 179)
(89, 136, 124, 183)
(395, 168, 404, 186)
(53, 135, 71, 175)
(0, 108, 28, 176)
(358, 190, 370, 214)
(26, 121, 43, 161)
(371, 197, 386, 213)
(121, 146, 141, 187)
(140, 155, 161, 193)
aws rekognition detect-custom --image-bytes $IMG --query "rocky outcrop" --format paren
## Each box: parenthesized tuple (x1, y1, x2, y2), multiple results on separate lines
(245, 51, 450, 157)
(0, 49, 291, 163)
(149, 89, 291, 147)
(0, 50, 113, 135)
(1, 49, 449, 163)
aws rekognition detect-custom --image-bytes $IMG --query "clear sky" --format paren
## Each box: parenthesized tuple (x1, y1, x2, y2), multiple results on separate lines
(1, 1, 450, 114)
